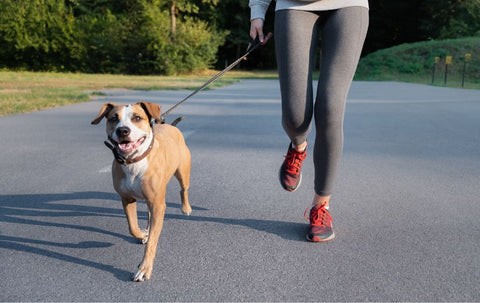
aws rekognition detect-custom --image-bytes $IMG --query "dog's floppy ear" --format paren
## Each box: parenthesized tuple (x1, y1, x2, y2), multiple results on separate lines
(91, 103, 115, 125)
(138, 101, 162, 124)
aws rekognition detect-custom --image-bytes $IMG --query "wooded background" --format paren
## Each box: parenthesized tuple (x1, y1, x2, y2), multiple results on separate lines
(1, 0, 479, 75)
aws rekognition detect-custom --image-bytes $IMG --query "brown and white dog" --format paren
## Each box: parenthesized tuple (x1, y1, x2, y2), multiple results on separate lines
(91, 101, 192, 282)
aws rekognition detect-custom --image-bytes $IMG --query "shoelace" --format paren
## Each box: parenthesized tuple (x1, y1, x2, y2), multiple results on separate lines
(304, 203, 332, 227)
(284, 149, 306, 174)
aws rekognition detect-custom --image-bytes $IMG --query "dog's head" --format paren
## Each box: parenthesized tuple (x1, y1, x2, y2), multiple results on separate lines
(91, 102, 161, 156)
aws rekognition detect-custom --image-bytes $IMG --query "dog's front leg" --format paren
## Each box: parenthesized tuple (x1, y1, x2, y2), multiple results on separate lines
(122, 198, 148, 242)
(133, 198, 166, 282)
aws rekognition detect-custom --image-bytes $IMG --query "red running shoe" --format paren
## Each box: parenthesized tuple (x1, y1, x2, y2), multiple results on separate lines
(305, 203, 335, 242)
(279, 143, 307, 192)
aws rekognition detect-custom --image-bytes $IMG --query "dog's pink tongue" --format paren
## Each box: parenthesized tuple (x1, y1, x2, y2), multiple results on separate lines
(118, 139, 142, 154)
(118, 142, 133, 153)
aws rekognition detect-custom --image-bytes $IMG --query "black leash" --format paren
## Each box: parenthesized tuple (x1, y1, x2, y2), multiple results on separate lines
(160, 33, 273, 121)
(103, 34, 272, 165)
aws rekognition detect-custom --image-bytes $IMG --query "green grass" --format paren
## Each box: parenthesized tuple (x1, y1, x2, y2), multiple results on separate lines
(0, 70, 277, 117)
(355, 36, 480, 89)
(1, 37, 479, 117)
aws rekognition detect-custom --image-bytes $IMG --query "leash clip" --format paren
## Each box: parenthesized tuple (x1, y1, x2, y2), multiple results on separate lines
(151, 117, 160, 127)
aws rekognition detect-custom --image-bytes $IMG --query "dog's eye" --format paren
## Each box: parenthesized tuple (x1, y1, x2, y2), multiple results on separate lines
(108, 114, 118, 123)
(132, 115, 143, 122)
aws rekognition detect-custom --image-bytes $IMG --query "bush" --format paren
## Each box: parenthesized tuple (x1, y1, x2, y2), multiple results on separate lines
(73, 10, 130, 73)
(129, 1, 227, 75)
(162, 18, 228, 75)
(0, 0, 227, 75)
(0, 0, 77, 71)
(356, 37, 480, 84)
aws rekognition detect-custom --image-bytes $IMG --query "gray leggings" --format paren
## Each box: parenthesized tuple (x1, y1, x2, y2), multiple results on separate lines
(275, 7, 369, 196)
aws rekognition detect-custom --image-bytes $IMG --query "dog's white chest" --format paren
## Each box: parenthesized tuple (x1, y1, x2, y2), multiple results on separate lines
(119, 159, 148, 200)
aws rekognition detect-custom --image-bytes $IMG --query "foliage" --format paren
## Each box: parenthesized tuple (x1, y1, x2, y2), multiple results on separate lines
(356, 37, 480, 86)
(0, 0, 78, 71)
(0, 0, 226, 74)
(420, 0, 480, 39)
(365, 1, 426, 54)
(0, 0, 480, 74)
(131, 0, 227, 75)
(364, 0, 480, 55)
(73, 9, 129, 73)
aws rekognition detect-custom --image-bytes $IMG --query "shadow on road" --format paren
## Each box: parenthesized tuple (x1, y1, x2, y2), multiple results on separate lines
(0, 191, 130, 240)
(0, 238, 133, 281)
(166, 213, 307, 242)
(0, 191, 137, 280)
(0, 191, 305, 282)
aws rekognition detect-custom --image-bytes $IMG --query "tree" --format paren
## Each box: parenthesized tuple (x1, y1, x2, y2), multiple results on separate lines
(0, 0, 78, 70)
(0, 0, 227, 74)
(420, 0, 480, 39)
(363, 0, 428, 54)
(168, 0, 219, 36)
(124, 0, 227, 74)
(213, 0, 276, 70)
(3, 0, 478, 74)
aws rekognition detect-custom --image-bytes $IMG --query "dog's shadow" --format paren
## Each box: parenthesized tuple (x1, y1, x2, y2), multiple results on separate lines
(0, 191, 305, 281)
(0, 191, 137, 280)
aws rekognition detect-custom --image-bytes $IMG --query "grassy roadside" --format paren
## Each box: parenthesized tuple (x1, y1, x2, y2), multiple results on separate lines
(0, 70, 277, 117)
(2, 37, 479, 117)
(355, 36, 480, 89)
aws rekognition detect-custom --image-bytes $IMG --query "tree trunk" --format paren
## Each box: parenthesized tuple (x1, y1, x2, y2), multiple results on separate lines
(170, 1, 176, 36)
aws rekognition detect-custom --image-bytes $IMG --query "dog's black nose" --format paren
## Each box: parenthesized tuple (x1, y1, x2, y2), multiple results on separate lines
(116, 126, 130, 138)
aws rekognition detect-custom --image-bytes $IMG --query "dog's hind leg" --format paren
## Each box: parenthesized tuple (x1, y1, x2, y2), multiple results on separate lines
(122, 198, 149, 243)
(175, 160, 192, 216)
(142, 211, 151, 245)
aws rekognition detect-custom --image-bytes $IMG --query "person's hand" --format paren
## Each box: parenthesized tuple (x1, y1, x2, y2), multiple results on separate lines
(250, 18, 265, 43)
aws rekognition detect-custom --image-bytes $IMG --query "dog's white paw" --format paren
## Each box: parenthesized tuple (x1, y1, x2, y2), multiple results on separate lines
(132, 270, 147, 282)
(141, 229, 149, 245)
(133, 262, 152, 282)
(182, 206, 192, 216)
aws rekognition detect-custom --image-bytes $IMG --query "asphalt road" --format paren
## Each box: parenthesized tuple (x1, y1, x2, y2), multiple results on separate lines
(1, 80, 479, 301)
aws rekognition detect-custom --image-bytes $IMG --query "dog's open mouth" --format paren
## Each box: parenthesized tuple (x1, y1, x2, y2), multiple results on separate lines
(117, 136, 146, 154)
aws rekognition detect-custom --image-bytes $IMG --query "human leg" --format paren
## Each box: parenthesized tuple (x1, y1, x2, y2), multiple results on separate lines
(313, 7, 369, 197)
(275, 10, 320, 191)
(274, 9, 320, 146)
(307, 7, 369, 242)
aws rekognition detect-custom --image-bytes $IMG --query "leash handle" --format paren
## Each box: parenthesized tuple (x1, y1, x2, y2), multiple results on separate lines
(160, 32, 273, 119)
(246, 32, 273, 55)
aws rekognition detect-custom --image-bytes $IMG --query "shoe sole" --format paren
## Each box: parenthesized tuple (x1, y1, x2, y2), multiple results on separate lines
(278, 168, 302, 192)
(306, 232, 335, 242)
(306, 222, 335, 242)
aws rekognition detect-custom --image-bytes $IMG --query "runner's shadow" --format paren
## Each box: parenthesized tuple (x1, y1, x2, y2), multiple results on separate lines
(166, 213, 307, 242)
